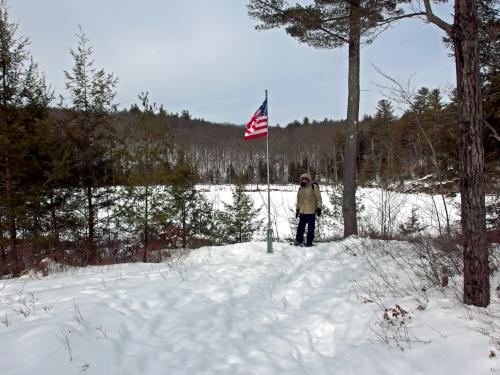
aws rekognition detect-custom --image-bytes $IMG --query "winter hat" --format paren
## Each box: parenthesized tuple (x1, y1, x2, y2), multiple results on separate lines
(300, 172, 312, 182)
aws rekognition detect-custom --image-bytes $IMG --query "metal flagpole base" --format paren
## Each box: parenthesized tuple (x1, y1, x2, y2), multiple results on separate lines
(267, 228, 273, 253)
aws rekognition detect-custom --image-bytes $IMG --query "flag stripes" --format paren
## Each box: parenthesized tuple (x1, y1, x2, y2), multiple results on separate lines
(244, 99, 268, 139)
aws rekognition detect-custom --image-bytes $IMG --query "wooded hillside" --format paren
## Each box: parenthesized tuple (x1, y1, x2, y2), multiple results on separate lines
(104, 90, 498, 190)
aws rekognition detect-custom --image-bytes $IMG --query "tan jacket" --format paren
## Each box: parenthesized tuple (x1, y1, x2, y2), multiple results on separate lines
(296, 183, 322, 215)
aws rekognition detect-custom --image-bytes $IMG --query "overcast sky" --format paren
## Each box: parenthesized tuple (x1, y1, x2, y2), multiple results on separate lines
(8, 0, 456, 126)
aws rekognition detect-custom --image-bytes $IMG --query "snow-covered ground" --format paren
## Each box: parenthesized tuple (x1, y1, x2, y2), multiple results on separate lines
(1, 185, 498, 374)
(1, 238, 498, 375)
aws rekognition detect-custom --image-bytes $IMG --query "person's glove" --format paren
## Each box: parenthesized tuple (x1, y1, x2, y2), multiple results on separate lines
(295, 209, 300, 218)
(315, 208, 322, 217)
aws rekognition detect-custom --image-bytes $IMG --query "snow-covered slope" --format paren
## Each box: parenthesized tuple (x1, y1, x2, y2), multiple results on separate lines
(0, 240, 497, 374)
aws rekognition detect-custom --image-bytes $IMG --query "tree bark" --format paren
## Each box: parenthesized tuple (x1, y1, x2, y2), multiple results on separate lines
(333, 143, 338, 182)
(50, 195, 59, 242)
(342, 1, 360, 237)
(5, 151, 20, 274)
(144, 187, 149, 263)
(87, 185, 97, 264)
(453, 0, 489, 306)
(181, 200, 187, 249)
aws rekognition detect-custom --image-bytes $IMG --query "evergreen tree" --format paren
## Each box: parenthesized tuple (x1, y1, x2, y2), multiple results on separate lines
(63, 28, 118, 265)
(119, 93, 172, 262)
(399, 206, 425, 236)
(0, 0, 53, 274)
(181, 110, 191, 120)
(222, 182, 262, 244)
(371, 99, 396, 182)
(164, 155, 215, 249)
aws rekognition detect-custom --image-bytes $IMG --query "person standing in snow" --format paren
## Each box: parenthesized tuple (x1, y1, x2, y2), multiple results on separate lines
(295, 172, 322, 247)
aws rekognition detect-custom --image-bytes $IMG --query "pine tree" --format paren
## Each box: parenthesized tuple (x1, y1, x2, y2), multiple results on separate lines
(0, 0, 53, 274)
(119, 92, 172, 262)
(63, 27, 118, 265)
(164, 155, 215, 249)
(399, 206, 425, 236)
(371, 99, 396, 182)
(421, 0, 491, 306)
(248, 0, 425, 237)
(222, 182, 262, 244)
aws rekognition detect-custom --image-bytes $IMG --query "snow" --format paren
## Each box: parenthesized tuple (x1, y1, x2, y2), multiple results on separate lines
(201, 184, 462, 240)
(0, 185, 497, 374)
(1, 238, 498, 375)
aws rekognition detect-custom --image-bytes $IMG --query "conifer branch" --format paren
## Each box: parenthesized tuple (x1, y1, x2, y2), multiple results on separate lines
(373, 12, 427, 27)
(251, 0, 350, 44)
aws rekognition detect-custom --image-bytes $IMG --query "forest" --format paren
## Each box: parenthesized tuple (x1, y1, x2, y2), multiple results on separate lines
(118, 89, 499, 189)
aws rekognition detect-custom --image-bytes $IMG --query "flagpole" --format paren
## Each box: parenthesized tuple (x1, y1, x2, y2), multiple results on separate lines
(265, 89, 273, 254)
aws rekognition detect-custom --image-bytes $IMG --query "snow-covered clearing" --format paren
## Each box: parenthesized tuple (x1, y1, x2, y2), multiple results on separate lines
(1, 238, 498, 375)
(202, 184, 462, 239)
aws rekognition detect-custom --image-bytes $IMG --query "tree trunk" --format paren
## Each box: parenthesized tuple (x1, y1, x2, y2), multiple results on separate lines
(144, 187, 149, 263)
(181, 202, 187, 249)
(0, 214, 4, 259)
(50, 195, 59, 242)
(453, 0, 489, 307)
(32, 196, 41, 264)
(87, 185, 97, 264)
(5, 151, 21, 274)
(342, 1, 360, 237)
(50, 194, 60, 260)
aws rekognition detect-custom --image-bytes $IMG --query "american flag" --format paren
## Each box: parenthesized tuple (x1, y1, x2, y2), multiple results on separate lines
(244, 99, 268, 139)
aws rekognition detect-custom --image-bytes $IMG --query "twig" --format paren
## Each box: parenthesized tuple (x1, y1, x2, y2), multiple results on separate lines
(56, 328, 73, 362)
(73, 298, 83, 323)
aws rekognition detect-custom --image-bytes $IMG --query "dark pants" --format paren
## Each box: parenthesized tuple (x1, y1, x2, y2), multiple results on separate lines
(295, 214, 316, 245)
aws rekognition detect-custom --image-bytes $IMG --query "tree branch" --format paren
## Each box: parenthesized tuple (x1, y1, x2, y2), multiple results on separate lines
(423, 0, 452, 34)
(316, 25, 349, 44)
(252, 0, 282, 14)
(373, 12, 427, 28)
(251, 0, 349, 44)
(484, 119, 500, 142)
(323, 15, 350, 23)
